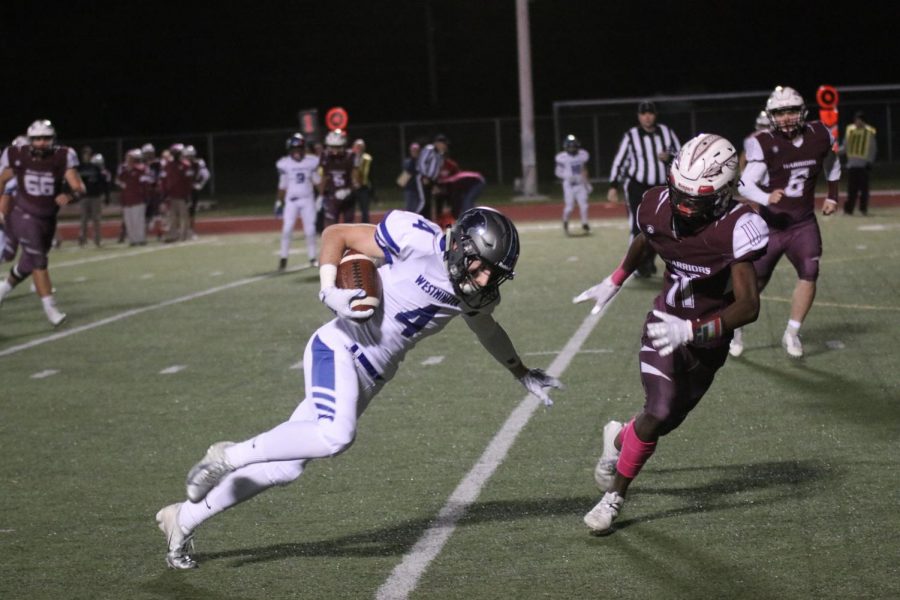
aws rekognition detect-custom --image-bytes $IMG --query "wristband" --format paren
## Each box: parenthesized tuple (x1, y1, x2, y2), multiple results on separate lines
(692, 316, 723, 344)
(319, 263, 337, 290)
(611, 266, 631, 286)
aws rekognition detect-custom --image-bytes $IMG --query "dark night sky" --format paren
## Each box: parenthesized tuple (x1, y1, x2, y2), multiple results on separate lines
(3, 1, 894, 140)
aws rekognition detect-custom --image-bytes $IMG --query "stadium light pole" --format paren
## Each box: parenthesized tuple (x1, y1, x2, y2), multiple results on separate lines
(515, 0, 541, 198)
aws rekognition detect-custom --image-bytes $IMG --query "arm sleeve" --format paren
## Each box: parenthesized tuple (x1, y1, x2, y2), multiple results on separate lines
(554, 157, 566, 180)
(462, 309, 523, 371)
(737, 137, 770, 205)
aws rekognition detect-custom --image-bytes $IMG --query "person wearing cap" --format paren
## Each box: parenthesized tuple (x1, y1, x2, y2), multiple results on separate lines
(414, 134, 449, 221)
(840, 111, 877, 215)
(608, 101, 681, 277)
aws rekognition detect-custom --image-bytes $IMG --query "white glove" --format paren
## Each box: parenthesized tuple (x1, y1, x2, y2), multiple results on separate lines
(573, 276, 621, 315)
(274, 200, 284, 217)
(318, 287, 374, 320)
(585, 182, 594, 194)
(647, 309, 694, 356)
(315, 195, 324, 211)
(518, 368, 564, 407)
(335, 188, 351, 201)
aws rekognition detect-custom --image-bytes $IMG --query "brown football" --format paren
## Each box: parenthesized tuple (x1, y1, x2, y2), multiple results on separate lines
(336, 250, 382, 316)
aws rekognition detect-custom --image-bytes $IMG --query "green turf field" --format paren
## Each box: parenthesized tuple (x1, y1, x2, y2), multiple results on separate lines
(1, 210, 898, 600)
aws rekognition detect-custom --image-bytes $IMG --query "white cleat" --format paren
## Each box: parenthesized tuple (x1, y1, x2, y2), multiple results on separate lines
(156, 503, 198, 569)
(584, 491, 625, 534)
(44, 305, 67, 327)
(782, 330, 803, 358)
(186, 441, 235, 503)
(729, 328, 744, 357)
(593, 420, 623, 490)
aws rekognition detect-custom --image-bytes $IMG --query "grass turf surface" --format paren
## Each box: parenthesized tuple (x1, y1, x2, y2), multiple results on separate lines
(1, 210, 898, 599)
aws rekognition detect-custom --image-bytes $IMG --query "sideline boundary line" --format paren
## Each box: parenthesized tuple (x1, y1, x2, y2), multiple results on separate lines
(375, 297, 614, 600)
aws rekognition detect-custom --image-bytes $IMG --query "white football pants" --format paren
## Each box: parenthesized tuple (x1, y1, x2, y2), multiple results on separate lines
(280, 196, 317, 262)
(562, 182, 589, 224)
(178, 326, 383, 533)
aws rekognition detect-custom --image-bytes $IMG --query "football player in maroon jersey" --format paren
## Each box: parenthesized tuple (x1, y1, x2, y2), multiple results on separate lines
(0, 120, 86, 326)
(574, 134, 769, 534)
(734, 86, 841, 358)
(318, 129, 359, 227)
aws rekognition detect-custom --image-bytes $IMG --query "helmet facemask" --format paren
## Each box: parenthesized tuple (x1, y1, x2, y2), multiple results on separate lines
(445, 208, 519, 309)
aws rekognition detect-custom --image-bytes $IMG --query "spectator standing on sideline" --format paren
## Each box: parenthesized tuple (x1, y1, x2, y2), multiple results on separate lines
(76, 147, 111, 247)
(116, 148, 149, 246)
(731, 86, 840, 358)
(441, 168, 485, 219)
(555, 134, 592, 235)
(159, 144, 195, 242)
(141, 143, 165, 240)
(154, 206, 562, 569)
(0, 119, 85, 326)
(574, 134, 768, 534)
(608, 101, 681, 277)
(183, 145, 210, 238)
(318, 129, 358, 227)
(275, 133, 320, 271)
(415, 134, 448, 222)
(350, 139, 374, 223)
(400, 142, 421, 212)
(840, 111, 877, 216)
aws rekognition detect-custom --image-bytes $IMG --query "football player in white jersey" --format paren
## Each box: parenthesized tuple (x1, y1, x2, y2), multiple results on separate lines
(275, 133, 321, 270)
(554, 134, 592, 235)
(155, 207, 563, 569)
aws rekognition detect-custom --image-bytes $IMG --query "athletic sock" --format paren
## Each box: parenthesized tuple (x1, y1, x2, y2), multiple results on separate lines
(787, 319, 802, 335)
(616, 419, 657, 479)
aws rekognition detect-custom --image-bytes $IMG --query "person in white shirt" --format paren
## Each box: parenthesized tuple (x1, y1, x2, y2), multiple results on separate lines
(154, 207, 563, 569)
(555, 134, 592, 235)
(274, 133, 321, 270)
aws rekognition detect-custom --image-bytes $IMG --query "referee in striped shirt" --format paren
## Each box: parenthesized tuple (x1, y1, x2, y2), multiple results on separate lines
(415, 134, 449, 222)
(607, 101, 681, 277)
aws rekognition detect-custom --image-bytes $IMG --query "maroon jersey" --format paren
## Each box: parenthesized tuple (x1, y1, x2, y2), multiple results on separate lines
(117, 163, 148, 206)
(160, 158, 195, 200)
(1, 145, 78, 218)
(319, 150, 355, 195)
(638, 187, 769, 326)
(751, 121, 835, 228)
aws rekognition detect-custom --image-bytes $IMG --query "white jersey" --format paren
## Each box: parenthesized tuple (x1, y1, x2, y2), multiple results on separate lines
(328, 210, 494, 384)
(554, 149, 590, 186)
(276, 154, 319, 199)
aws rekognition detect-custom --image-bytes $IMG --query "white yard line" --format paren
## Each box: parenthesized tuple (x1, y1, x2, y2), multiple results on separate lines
(376, 300, 615, 600)
(0, 264, 313, 358)
(51, 238, 216, 269)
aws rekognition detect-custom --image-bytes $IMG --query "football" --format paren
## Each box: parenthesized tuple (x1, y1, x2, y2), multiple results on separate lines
(336, 250, 382, 316)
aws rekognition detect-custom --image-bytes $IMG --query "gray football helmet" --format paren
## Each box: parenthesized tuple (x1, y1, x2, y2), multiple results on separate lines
(445, 207, 520, 308)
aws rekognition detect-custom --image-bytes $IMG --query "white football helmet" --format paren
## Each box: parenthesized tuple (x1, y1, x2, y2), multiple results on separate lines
(141, 143, 156, 156)
(27, 119, 56, 139)
(126, 148, 143, 161)
(182, 145, 197, 159)
(765, 86, 807, 137)
(90, 153, 105, 167)
(11, 135, 29, 148)
(668, 133, 738, 225)
(325, 129, 347, 148)
(755, 110, 770, 132)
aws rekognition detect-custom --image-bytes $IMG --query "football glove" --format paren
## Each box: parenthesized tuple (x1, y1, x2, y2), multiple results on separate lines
(518, 368, 564, 407)
(647, 310, 693, 356)
(335, 188, 351, 201)
(315, 195, 324, 212)
(573, 276, 621, 315)
(318, 286, 374, 320)
(274, 200, 284, 217)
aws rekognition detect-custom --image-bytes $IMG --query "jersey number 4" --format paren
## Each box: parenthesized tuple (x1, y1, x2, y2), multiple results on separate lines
(395, 304, 440, 337)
